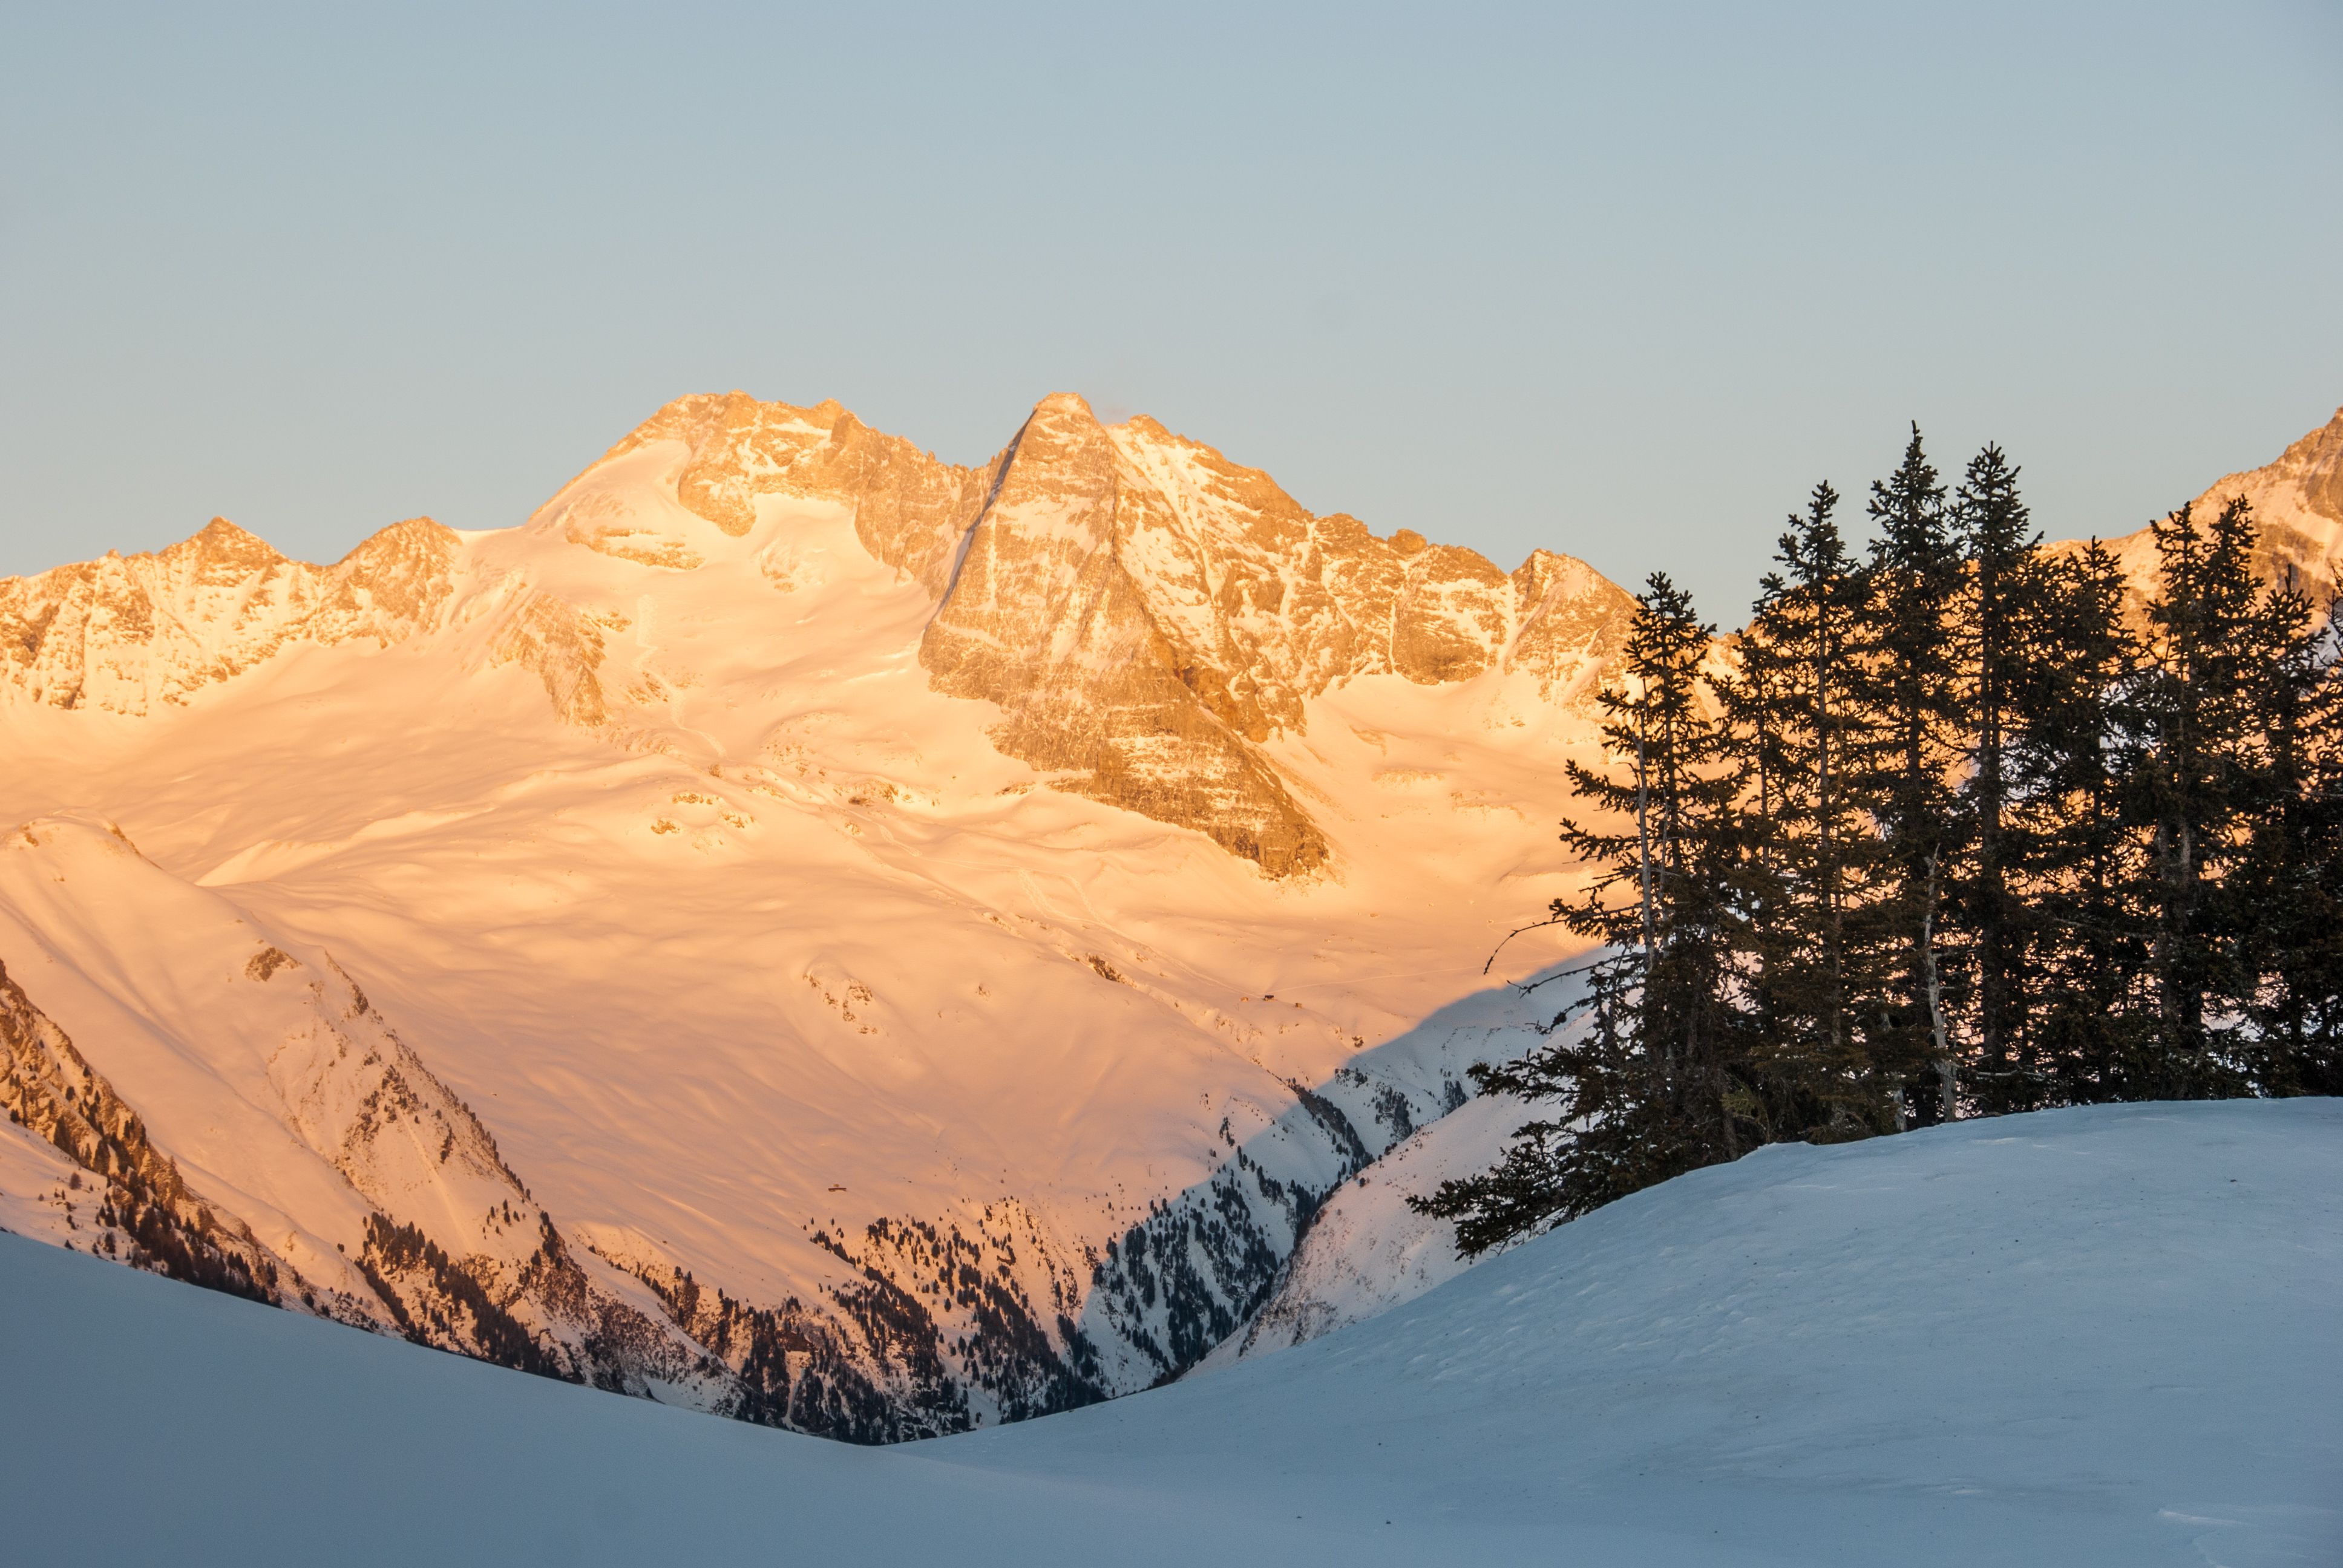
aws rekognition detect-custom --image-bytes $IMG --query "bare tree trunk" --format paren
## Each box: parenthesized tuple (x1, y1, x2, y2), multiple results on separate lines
(1816, 645, 1844, 1060)
(1636, 719, 1656, 964)
(1636, 711, 1672, 1082)
(1922, 853, 1956, 1122)
(1978, 660, 2008, 1084)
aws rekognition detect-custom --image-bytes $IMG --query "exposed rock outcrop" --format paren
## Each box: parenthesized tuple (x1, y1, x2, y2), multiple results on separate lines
(2053, 405, 2343, 624)
(908, 394, 1633, 874)
(487, 590, 609, 726)
(593, 390, 997, 593)
(919, 395, 1334, 874)
(0, 956, 292, 1305)
(0, 516, 459, 714)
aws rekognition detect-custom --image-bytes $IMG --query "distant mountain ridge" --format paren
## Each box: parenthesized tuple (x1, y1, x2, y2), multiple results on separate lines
(0, 394, 2333, 1442)
(0, 390, 1628, 1440)
(2057, 405, 2343, 620)
(0, 390, 1637, 878)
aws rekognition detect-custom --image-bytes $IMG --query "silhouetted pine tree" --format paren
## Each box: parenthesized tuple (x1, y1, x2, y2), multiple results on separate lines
(1414, 575, 1748, 1252)
(2228, 562, 2343, 1093)
(1850, 426, 1967, 1122)
(2003, 540, 2140, 1105)
(1715, 483, 1892, 1138)
(2116, 497, 2273, 1093)
(1948, 445, 2042, 1104)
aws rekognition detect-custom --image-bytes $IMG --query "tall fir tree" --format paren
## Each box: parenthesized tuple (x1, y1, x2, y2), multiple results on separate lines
(1949, 445, 2049, 1111)
(1414, 575, 1748, 1252)
(2002, 540, 2139, 1106)
(1852, 426, 1967, 1122)
(2117, 497, 2271, 1094)
(1717, 482, 1890, 1137)
(2228, 562, 2343, 1094)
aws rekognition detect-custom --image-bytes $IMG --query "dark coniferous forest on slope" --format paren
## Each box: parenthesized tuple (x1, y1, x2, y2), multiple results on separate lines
(1424, 431, 2343, 1253)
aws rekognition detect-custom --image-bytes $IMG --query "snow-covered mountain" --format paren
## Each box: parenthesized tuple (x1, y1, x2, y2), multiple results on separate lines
(2055, 403, 2343, 616)
(0, 390, 1631, 1437)
(1, 394, 2335, 1437)
(5, 1099, 2333, 1566)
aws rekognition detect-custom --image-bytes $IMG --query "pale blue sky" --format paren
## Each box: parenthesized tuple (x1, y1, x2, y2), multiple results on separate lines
(4, 2, 2338, 619)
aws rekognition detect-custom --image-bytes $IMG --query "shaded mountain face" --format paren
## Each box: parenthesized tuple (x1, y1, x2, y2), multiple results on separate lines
(0, 391, 1624, 1440)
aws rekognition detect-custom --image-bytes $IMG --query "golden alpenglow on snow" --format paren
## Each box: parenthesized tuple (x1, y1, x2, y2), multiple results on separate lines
(5, 389, 2339, 1451)
(8, 10, 2341, 1562)
(0, 390, 1647, 1439)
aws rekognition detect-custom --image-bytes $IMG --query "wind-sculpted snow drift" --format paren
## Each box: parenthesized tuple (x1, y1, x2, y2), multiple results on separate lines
(0, 394, 2335, 1439)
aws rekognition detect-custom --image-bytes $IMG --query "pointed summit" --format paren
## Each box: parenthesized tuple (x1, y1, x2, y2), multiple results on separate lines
(551, 390, 991, 593)
(1030, 391, 1097, 421)
(2269, 406, 2343, 523)
(168, 517, 289, 576)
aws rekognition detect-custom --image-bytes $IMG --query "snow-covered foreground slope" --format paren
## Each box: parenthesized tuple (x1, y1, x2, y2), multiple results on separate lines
(4, 1100, 2333, 1567)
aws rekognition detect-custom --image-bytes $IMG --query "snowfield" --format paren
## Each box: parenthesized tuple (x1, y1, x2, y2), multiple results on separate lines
(3, 1098, 2333, 1566)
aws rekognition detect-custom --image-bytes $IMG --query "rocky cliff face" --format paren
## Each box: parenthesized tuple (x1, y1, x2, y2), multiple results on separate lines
(2059, 406, 2343, 621)
(917, 395, 1337, 874)
(0, 516, 460, 715)
(587, 389, 1637, 875)
(2192, 405, 2343, 591)
(1, 393, 1636, 879)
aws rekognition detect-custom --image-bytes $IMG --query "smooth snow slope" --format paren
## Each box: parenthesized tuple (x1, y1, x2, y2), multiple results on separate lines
(3, 1100, 2333, 1567)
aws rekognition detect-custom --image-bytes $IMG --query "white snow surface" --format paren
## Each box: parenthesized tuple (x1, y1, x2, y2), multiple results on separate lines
(3, 1099, 2333, 1566)
(0, 1115, 86, 1246)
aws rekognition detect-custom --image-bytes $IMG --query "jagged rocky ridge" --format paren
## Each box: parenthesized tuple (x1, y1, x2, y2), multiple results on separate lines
(2, 395, 2335, 1444)
(1, 390, 1638, 876)
(2046, 404, 2343, 621)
